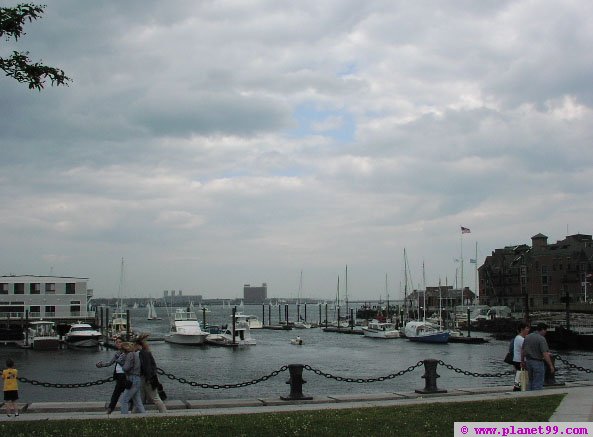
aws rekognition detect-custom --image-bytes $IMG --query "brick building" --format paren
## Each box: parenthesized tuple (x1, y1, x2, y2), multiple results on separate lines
(479, 233, 593, 311)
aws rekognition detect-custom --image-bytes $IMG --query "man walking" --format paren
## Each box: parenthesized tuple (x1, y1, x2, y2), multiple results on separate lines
(522, 323, 554, 390)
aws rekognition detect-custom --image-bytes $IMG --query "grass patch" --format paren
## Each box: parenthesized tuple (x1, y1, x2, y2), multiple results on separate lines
(0, 394, 563, 437)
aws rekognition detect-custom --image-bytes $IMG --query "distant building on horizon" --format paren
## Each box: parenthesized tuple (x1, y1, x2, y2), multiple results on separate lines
(244, 283, 267, 304)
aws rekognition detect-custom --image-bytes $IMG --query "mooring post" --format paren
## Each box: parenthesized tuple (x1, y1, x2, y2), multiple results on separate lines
(415, 359, 447, 394)
(281, 364, 313, 400)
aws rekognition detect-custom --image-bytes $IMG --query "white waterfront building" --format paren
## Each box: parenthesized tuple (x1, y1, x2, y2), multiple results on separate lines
(0, 275, 93, 320)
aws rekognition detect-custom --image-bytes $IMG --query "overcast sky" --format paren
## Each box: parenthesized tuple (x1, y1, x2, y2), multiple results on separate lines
(1, 0, 592, 300)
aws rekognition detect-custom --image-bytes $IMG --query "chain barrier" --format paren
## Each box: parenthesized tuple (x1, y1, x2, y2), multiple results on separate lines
(554, 354, 593, 374)
(303, 361, 425, 383)
(18, 376, 114, 388)
(437, 360, 515, 378)
(156, 365, 289, 389)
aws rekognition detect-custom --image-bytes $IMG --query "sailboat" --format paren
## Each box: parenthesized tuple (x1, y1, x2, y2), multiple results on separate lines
(108, 258, 132, 338)
(147, 300, 162, 320)
(403, 252, 449, 344)
(293, 270, 311, 329)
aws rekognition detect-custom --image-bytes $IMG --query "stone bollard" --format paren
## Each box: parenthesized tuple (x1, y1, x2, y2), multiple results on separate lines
(415, 359, 447, 394)
(544, 356, 564, 387)
(281, 364, 313, 400)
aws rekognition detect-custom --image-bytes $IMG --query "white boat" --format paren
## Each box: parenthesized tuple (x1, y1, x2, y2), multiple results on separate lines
(233, 312, 263, 329)
(293, 320, 312, 329)
(146, 301, 162, 320)
(64, 323, 102, 348)
(362, 319, 400, 339)
(290, 336, 304, 345)
(26, 320, 60, 350)
(404, 321, 449, 344)
(206, 317, 256, 346)
(108, 310, 129, 338)
(164, 308, 208, 345)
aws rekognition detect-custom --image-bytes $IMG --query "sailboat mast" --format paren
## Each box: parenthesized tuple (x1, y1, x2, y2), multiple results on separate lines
(345, 265, 349, 318)
(403, 249, 408, 324)
(385, 273, 389, 321)
(422, 261, 426, 322)
(118, 257, 124, 311)
(474, 241, 478, 304)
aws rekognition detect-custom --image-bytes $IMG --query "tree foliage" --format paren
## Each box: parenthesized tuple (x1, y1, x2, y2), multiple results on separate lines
(0, 3, 71, 90)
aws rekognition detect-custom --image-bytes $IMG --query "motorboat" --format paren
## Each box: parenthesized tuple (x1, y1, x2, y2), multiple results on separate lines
(232, 312, 263, 329)
(164, 308, 208, 345)
(108, 310, 129, 338)
(206, 317, 256, 346)
(290, 336, 304, 345)
(64, 323, 102, 348)
(26, 320, 60, 350)
(146, 301, 162, 320)
(293, 321, 312, 329)
(404, 321, 449, 344)
(362, 319, 400, 339)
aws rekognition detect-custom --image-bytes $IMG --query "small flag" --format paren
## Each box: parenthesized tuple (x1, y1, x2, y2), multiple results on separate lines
(469, 258, 477, 264)
(461, 226, 471, 234)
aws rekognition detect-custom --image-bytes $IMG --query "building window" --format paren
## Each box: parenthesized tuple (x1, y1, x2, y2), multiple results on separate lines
(0, 283, 7, 295)
(543, 297, 549, 305)
(14, 283, 24, 294)
(541, 265, 549, 274)
(542, 276, 548, 284)
(45, 283, 55, 294)
(45, 305, 56, 317)
(543, 285, 549, 294)
(29, 305, 41, 317)
(30, 283, 40, 294)
(70, 301, 81, 316)
(65, 283, 76, 294)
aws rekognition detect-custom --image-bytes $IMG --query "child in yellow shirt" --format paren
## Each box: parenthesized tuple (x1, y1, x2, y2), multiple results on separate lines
(2, 358, 19, 417)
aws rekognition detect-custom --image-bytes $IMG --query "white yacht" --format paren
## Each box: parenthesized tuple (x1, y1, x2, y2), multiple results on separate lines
(404, 321, 449, 344)
(164, 308, 208, 345)
(26, 320, 61, 350)
(232, 312, 263, 329)
(206, 317, 256, 346)
(64, 323, 102, 348)
(362, 319, 400, 339)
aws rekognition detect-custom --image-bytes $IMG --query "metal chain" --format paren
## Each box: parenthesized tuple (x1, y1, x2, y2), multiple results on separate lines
(303, 361, 425, 383)
(156, 365, 289, 389)
(437, 360, 514, 377)
(18, 376, 114, 388)
(554, 354, 593, 374)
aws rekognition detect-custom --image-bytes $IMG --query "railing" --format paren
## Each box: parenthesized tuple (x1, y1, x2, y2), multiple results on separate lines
(0, 312, 24, 318)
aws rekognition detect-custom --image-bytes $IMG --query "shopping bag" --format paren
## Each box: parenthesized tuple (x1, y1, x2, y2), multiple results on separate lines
(504, 352, 514, 365)
(519, 369, 529, 391)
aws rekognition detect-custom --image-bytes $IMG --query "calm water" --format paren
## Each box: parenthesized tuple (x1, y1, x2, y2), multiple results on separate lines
(3, 305, 593, 403)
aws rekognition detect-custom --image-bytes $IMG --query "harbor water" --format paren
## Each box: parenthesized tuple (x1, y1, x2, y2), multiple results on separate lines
(2, 305, 593, 403)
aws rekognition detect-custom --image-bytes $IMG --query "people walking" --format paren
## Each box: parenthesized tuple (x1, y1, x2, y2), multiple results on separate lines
(135, 334, 167, 413)
(120, 342, 146, 414)
(96, 336, 126, 414)
(522, 322, 555, 390)
(511, 322, 529, 391)
(2, 358, 19, 417)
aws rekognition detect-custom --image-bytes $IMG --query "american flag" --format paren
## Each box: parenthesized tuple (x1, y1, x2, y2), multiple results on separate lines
(461, 226, 471, 234)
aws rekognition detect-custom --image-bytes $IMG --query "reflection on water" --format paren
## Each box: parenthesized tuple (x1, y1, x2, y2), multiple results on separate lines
(4, 305, 593, 402)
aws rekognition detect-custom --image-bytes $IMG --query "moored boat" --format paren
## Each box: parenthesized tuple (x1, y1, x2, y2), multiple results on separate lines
(206, 317, 256, 346)
(164, 308, 208, 345)
(362, 319, 400, 339)
(26, 320, 61, 350)
(64, 323, 102, 348)
(404, 321, 449, 344)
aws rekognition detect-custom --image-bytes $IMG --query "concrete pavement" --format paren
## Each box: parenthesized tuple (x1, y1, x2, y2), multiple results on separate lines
(1, 380, 592, 422)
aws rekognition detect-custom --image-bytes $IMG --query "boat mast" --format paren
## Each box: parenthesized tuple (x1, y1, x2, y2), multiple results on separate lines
(385, 273, 389, 322)
(345, 265, 349, 320)
(118, 257, 124, 311)
(403, 249, 408, 324)
(422, 260, 426, 323)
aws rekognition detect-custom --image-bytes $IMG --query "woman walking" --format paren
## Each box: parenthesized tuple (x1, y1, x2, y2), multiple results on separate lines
(135, 334, 167, 413)
(96, 336, 126, 414)
(120, 342, 146, 414)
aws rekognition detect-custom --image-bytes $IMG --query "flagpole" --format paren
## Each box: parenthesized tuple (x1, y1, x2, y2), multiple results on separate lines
(460, 231, 464, 309)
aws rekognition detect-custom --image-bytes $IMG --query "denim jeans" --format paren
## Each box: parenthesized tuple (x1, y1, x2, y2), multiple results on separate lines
(120, 375, 146, 414)
(526, 358, 545, 390)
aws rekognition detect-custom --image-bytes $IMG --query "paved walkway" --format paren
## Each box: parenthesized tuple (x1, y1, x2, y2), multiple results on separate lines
(1, 381, 591, 422)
